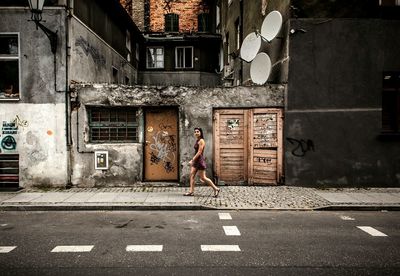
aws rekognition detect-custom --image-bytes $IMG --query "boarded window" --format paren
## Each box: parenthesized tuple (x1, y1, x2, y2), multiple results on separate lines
(382, 72, 400, 133)
(198, 13, 210, 32)
(175, 47, 193, 69)
(0, 34, 19, 100)
(165, 13, 179, 32)
(89, 107, 139, 143)
(147, 47, 164, 68)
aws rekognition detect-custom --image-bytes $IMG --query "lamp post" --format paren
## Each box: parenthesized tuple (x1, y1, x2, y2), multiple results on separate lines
(28, 0, 58, 54)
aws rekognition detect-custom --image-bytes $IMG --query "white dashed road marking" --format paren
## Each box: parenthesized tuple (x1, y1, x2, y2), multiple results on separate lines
(0, 246, 17, 253)
(0, 224, 8, 227)
(126, 245, 163, 252)
(223, 226, 241, 236)
(51, 246, 94, 252)
(357, 226, 388, 237)
(218, 213, 232, 220)
(201, 245, 241, 252)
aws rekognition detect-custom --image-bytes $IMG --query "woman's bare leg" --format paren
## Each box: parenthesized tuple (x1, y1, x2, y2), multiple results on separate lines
(198, 170, 219, 192)
(189, 166, 198, 193)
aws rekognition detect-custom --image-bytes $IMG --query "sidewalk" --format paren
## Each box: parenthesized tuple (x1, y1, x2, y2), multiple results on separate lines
(0, 186, 399, 211)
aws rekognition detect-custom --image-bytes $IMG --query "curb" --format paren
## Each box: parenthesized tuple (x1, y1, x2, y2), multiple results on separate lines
(317, 205, 400, 211)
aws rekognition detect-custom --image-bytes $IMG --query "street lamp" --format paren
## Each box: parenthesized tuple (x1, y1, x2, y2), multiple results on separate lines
(28, 0, 58, 54)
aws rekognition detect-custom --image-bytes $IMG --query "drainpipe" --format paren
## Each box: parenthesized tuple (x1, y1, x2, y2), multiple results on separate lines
(65, 0, 72, 188)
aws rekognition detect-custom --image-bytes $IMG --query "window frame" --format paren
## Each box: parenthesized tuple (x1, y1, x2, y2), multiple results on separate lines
(175, 46, 194, 69)
(382, 72, 400, 134)
(146, 46, 164, 69)
(0, 32, 21, 101)
(88, 107, 139, 143)
(165, 13, 179, 32)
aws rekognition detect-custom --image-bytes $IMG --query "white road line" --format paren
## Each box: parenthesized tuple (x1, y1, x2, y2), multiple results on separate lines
(0, 246, 17, 253)
(357, 226, 388, 237)
(126, 245, 163, 252)
(223, 226, 241, 236)
(340, 215, 355, 221)
(218, 213, 232, 220)
(51, 246, 94, 252)
(201, 245, 241, 252)
(0, 224, 8, 227)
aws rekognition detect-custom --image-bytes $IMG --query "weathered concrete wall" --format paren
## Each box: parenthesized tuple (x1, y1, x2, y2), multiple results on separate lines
(69, 17, 138, 84)
(70, 84, 284, 187)
(286, 18, 400, 187)
(0, 104, 68, 187)
(138, 71, 221, 86)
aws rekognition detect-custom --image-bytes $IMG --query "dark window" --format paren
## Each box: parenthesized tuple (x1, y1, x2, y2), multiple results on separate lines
(176, 47, 193, 69)
(89, 107, 139, 143)
(198, 13, 210, 32)
(0, 34, 19, 100)
(382, 72, 400, 133)
(112, 67, 119, 84)
(165, 13, 179, 32)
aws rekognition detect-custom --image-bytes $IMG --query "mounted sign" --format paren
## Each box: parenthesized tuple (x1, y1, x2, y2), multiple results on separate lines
(95, 151, 109, 170)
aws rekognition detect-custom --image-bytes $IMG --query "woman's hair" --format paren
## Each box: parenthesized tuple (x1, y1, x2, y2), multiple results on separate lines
(194, 127, 204, 139)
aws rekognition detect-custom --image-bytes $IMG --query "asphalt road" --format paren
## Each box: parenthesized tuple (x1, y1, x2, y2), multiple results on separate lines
(0, 211, 399, 275)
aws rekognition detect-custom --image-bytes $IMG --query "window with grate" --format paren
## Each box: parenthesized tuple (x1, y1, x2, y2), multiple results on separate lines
(198, 13, 210, 32)
(89, 107, 139, 143)
(165, 13, 179, 32)
(0, 33, 20, 100)
(382, 72, 400, 133)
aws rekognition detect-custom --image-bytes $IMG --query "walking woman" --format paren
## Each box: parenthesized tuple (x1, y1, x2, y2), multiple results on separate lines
(184, 127, 220, 197)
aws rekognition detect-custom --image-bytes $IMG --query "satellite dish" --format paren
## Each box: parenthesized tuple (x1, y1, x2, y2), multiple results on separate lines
(240, 32, 261, 62)
(250, 53, 271, 85)
(261, 11, 283, 42)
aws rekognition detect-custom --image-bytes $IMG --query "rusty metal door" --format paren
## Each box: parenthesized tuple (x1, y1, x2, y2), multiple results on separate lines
(144, 108, 179, 181)
(214, 108, 283, 185)
(248, 108, 283, 185)
(214, 109, 248, 184)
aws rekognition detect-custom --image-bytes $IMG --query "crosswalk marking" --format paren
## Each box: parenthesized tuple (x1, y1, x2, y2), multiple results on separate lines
(51, 246, 94, 252)
(340, 215, 355, 221)
(201, 245, 241, 252)
(223, 226, 241, 236)
(357, 226, 388, 237)
(218, 213, 232, 220)
(0, 246, 17, 253)
(126, 245, 163, 252)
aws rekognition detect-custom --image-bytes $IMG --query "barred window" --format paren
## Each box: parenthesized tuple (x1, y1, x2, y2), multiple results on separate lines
(89, 107, 139, 143)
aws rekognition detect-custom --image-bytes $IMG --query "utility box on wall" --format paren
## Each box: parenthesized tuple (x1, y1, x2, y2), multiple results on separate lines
(95, 151, 108, 170)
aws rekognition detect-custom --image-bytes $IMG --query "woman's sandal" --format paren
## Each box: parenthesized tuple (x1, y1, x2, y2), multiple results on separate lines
(213, 188, 221, 198)
(183, 192, 194, 196)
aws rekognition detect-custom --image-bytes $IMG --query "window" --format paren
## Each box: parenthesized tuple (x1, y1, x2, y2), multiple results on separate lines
(382, 72, 400, 133)
(165, 13, 179, 32)
(235, 18, 241, 50)
(112, 67, 119, 84)
(198, 13, 210, 32)
(126, 30, 131, 62)
(146, 47, 164, 68)
(0, 33, 20, 100)
(175, 47, 193, 69)
(379, 0, 400, 5)
(89, 107, 139, 143)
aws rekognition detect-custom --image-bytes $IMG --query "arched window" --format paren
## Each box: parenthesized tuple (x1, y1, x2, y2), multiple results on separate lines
(165, 13, 179, 32)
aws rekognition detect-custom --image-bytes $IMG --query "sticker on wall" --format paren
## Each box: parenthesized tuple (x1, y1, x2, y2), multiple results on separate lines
(47, 130, 53, 136)
(227, 119, 240, 130)
(1, 135, 17, 151)
(95, 151, 109, 170)
(2, 121, 18, 135)
(147, 126, 153, 132)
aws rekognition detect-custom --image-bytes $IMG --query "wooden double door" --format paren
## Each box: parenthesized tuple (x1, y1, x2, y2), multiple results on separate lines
(213, 108, 283, 185)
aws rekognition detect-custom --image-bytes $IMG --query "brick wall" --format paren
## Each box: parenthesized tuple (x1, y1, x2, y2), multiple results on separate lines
(149, 0, 207, 32)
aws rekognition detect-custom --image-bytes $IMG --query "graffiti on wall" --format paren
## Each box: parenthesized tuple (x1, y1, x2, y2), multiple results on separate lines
(0, 116, 28, 152)
(149, 130, 177, 173)
(287, 137, 315, 157)
(75, 36, 106, 67)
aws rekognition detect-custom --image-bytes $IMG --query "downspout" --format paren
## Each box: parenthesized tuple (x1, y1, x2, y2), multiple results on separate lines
(65, 0, 72, 188)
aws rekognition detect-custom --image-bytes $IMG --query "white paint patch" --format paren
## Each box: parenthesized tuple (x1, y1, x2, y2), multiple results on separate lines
(201, 245, 241, 252)
(218, 213, 232, 220)
(126, 245, 163, 252)
(223, 226, 241, 236)
(0, 246, 17, 253)
(0, 224, 8, 227)
(357, 226, 388, 237)
(340, 215, 355, 221)
(51, 246, 94, 252)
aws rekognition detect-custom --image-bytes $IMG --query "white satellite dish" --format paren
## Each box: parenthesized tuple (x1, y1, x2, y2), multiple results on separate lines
(250, 52, 271, 85)
(240, 32, 261, 62)
(261, 11, 283, 42)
